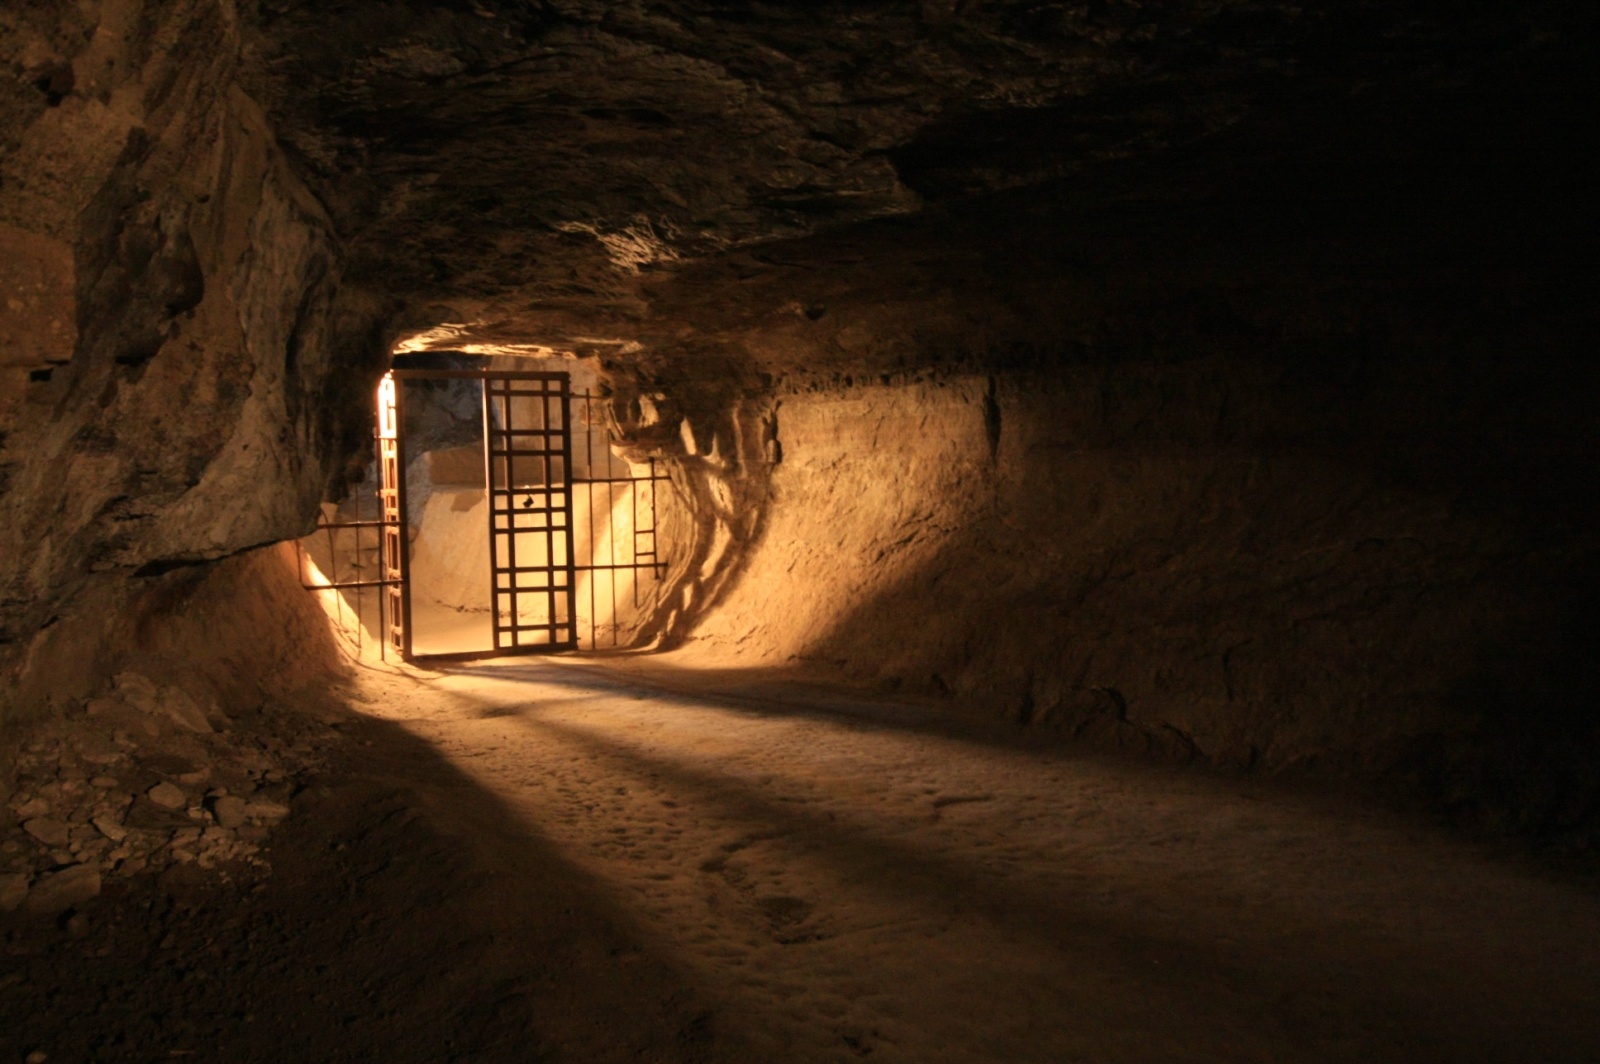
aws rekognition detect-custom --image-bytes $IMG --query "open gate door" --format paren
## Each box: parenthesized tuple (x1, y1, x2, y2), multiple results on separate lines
(483, 373, 578, 651)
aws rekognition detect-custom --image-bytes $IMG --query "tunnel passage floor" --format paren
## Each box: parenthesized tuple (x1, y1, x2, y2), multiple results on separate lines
(7, 657, 1600, 1063)
(358, 656, 1600, 1063)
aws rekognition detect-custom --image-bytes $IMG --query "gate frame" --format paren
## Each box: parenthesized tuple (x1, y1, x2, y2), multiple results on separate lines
(299, 362, 675, 664)
(390, 366, 577, 664)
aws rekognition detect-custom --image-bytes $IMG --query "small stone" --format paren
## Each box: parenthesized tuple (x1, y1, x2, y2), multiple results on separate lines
(85, 696, 124, 717)
(113, 672, 161, 711)
(90, 776, 119, 789)
(26, 1050, 48, 1064)
(210, 795, 248, 829)
(22, 818, 71, 848)
(146, 782, 186, 810)
(92, 816, 128, 842)
(243, 800, 290, 823)
(116, 857, 147, 877)
(177, 767, 211, 786)
(0, 873, 28, 912)
(13, 797, 50, 819)
(22, 863, 100, 915)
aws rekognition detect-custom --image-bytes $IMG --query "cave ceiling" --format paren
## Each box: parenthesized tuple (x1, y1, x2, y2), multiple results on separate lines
(253, 0, 1592, 364)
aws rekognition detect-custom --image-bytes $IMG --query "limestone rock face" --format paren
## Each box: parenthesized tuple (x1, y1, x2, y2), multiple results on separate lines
(0, 0, 386, 709)
(1, 0, 1596, 834)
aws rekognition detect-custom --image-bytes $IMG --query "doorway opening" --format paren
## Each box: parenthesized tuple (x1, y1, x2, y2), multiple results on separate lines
(297, 356, 680, 663)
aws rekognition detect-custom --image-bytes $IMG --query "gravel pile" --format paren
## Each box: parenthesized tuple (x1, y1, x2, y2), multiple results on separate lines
(1, 672, 329, 917)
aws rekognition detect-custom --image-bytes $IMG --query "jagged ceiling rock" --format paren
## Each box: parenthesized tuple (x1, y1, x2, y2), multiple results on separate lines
(249, 0, 1596, 351)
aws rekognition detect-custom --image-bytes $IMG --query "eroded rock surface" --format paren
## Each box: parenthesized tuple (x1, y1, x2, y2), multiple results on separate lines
(3, 0, 1598, 837)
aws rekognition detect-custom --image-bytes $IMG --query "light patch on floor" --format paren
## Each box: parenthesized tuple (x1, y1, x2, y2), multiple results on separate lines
(356, 658, 1600, 1064)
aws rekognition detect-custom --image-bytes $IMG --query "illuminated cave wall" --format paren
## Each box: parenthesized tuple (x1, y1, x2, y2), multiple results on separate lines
(1, 0, 1595, 836)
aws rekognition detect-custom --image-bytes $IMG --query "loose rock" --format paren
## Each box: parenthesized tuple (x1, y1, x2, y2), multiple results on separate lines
(0, 872, 28, 912)
(211, 795, 248, 829)
(22, 863, 100, 915)
(147, 782, 187, 810)
(244, 800, 290, 823)
(92, 815, 128, 842)
(22, 818, 71, 848)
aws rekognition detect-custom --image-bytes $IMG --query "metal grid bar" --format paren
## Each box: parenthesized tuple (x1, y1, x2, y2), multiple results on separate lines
(484, 375, 577, 651)
(566, 390, 673, 650)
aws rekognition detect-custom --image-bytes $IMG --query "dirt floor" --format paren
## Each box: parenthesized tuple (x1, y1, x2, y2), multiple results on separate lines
(5, 655, 1600, 1063)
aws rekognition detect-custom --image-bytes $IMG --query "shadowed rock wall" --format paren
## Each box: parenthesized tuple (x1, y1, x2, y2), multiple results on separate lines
(690, 238, 1600, 836)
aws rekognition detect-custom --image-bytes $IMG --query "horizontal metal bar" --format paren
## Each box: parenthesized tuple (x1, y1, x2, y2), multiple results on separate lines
(394, 369, 568, 382)
(572, 562, 668, 573)
(301, 579, 397, 591)
(573, 475, 670, 486)
(313, 519, 394, 530)
(413, 643, 575, 663)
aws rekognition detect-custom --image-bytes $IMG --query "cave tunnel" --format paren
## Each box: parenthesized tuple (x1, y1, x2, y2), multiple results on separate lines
(3, 1, 1600, 1060)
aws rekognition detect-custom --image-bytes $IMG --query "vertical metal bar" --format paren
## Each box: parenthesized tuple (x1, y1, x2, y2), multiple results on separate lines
(395, 378, 413, 661)
(586, 392, 596, 650)
(542, 383, 554, 645)
(374, 424, 387, 664)
(559, 376, 577, 648)
(503, 383, 520, 648)
(649, 458, 659, 578)
(607, 478, 616, 647)
(483, 377, 499, 651)
(632, 452, 641, 611)
(354, 524, 364, 660)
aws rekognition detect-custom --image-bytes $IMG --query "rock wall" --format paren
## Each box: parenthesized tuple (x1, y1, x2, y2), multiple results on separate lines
(0, 0, 385, 720)
(691, 270, 1600, 836)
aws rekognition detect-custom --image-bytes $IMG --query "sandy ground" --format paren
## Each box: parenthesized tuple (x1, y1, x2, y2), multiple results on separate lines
(6, 656, 1600, 1063)
(361, 656, 1600, 1063)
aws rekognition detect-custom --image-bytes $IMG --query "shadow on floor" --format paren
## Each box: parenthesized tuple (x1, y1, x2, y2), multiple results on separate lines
(0, 706, 739, 1064)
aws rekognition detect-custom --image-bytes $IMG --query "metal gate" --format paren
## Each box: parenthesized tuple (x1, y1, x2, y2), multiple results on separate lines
(484, 373, 577, 651)
(297, 365, 674, 662)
